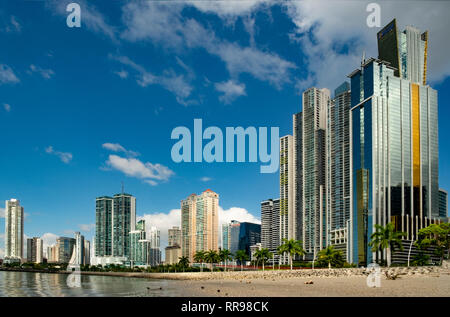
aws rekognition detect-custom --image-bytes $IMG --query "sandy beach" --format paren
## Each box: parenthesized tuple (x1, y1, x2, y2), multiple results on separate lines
(172, 274, 450, 297)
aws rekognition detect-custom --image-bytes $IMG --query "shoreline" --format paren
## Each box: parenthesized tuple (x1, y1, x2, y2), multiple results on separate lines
(1, 267, 449, 296)
(1, 265, 449, 281)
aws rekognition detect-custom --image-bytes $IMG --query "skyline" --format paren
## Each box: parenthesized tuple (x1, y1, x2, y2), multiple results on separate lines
(2, 1, 450, 258)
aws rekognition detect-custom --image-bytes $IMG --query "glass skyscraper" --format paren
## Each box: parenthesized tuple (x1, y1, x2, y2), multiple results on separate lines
(95, 193, 136, 258)
(326, 82, 352, 259)
(301, 87, 329, 257)
(349, 19, 440, 266)
(261, 198, 280, 262)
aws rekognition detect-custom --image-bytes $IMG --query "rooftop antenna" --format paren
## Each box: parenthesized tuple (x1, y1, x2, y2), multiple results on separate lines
(121, 181, 124, 195)
(361, 50, 366, 66)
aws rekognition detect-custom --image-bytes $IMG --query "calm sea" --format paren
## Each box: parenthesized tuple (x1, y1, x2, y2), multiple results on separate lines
(0, 271, 182, 297)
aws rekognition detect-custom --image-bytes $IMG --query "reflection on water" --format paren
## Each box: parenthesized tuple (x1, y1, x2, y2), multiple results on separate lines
(0, 271, 183, 297)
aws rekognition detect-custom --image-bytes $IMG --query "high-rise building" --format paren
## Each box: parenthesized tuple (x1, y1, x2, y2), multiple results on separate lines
(227, 220, 241, 256)
(293, 113, 303, 245)
(148, 226, 161, 266)
(27, 237, 43, 263)
(47, 244, 59, 263)
(326, 82, 352, 260)
(181, 190, 219, 263)
(280, 135, 294, 264)
(69, 232, 85, 265)
(222, 223, 230, 250)
(84, 240, 90, 265)
(261, 198, 280, 262)
(95, 193, 136, 258)
(439, 189, 448, 219)
(129, 220, 150, 266)
(224, 220, 261, 256)
(4, 199, 24, 261)
(57, 237, 76, 263)
(165, 245, 182, 265)
(168, 226, 181, 247)
(301, 87, 330, 257)
(349, 19, 440, 266)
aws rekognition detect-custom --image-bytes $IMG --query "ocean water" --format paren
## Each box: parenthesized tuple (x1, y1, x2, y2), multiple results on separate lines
(0, 271, 182, 297)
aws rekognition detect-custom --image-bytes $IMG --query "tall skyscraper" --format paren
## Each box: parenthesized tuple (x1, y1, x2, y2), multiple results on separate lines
(280, 135, 294, 263)
(4, 199, 24, 261)
(301, 87, 330, 257)
(148, 226, 161, 266)
(261, 198, 280, 262)
(95, 193, 136, 258)
(226, 220, 241, 256)
(84, 240, 91, 265)
(69, 232, 85, 265)
(293, 113, 303, 245)
(181, 190, 219, 263)
(27, 237, 43, 263)
(222, 223, 230, 250)
(57, 237, 76, 263)
(168, 226, 181, 247)
(129, 220, 150, 266)
(326, 82, 352, 259)
(349, 19, 440, 266)
(47, 244, 59, 263)
(439, 189, 448, 219)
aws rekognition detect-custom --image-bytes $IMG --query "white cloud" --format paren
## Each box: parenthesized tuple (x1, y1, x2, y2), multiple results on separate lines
(215, 80, 246, 104)
(29, 64, 55, 79)
(219, 206, 260, 227)
(200, 177, 212, 182)
(285, 0, 450, 90)
(2, 15, 21, 33)
(10, 16, 21, 32)
(105, 154, 174, 185)
(102, 142, 139, 157)
(187, 0, 268, 18)
(114, 69, 128, 79)
(3, 103, 11, 112)
(45, 146, 73, 164)
(109, 54, 195, 106)
(0, 64, 19, 84)
(41, 232, 58, 250)
(120, 2, 296, 89)
(79, 223, 95, 232)
(0, 207, 5, 218)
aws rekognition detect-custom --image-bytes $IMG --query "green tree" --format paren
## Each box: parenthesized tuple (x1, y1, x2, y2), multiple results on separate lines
(254, 248, 271, 271)
(369, 222, 406, 267)
(417, 223, 450, 265)
(277, 239, 305, 270)
(317, 245, 344, 269)
(194, 250, 206, 272)
(234, 250, 249, 271)
(178, 256, 190, 272)
(412, 251, 430, 266)
(219, 249, 233, 272)
(204, 250, 220, 271)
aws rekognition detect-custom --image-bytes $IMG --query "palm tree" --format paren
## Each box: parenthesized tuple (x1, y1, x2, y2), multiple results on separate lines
(219, 249, 233, 272)
(369, 222, 406, 267)
(178, 256, 190, 272)
(194, 250, 206, 272)
(317, 245, 344, 269)
(277, 239, 305, 270)
(235, 250, 249, 271)
(204, 250, 220, 272)
(254, 248, 271, 271)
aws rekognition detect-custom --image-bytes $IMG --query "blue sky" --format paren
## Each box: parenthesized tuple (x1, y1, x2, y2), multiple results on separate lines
(1, 0, 450, 255)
